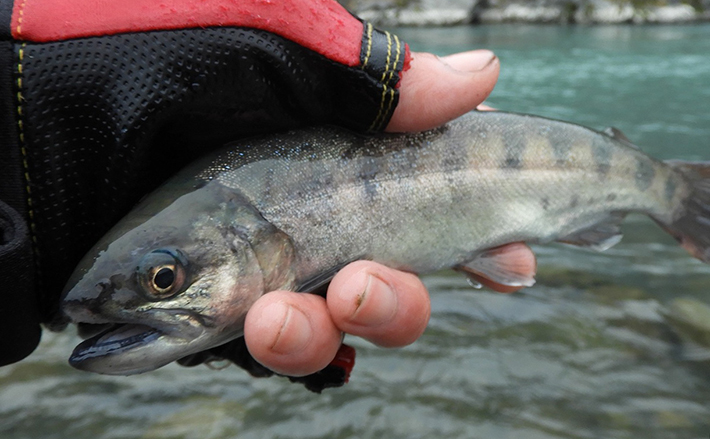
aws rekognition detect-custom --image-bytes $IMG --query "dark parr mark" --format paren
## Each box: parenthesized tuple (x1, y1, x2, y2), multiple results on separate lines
(547, 132, 571, 167)
(592, 137, 612, 177)
(357, 157, 379, 181)
(570, 195, 579, 209)
(387, 147, 421, 176)
(310, 161, 335, 188)
(541, 197, 550, 211)
(357, 157, 380, 201)
(503, 132, 526, 169)
(665, 175, 677, 203)
(635, 158, 656, 192)
(504, 157, 521, 169)
(439, 147, 468, 172)
(263, 167, 276, 201)
(363, 180, 378, 201)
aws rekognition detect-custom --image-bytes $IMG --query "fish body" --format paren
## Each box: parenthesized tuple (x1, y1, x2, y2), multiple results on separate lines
(61, 111, 710, 375)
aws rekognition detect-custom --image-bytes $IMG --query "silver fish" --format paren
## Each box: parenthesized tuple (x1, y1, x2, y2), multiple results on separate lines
(61, 111, 710, 375)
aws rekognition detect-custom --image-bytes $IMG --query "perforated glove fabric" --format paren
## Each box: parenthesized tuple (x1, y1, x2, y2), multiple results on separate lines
(0, 0, 409, 366)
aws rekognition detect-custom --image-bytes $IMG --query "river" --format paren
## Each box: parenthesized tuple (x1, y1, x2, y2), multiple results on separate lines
(2, 24, 710, 439)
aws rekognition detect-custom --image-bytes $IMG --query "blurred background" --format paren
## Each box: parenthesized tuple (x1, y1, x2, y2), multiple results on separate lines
(2, 8, 710, 439)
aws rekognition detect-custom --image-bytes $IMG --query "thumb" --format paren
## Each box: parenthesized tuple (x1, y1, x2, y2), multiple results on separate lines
(386, 50, 499, 132)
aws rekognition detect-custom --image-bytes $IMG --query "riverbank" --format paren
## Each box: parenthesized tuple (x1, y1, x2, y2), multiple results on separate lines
(339, 0, 710, 26)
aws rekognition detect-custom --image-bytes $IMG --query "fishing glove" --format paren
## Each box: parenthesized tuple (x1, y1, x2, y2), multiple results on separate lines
(0, 0, 409, 372)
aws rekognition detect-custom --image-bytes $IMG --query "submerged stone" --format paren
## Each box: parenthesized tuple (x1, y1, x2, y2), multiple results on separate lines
(142, 397, 248, 439)
(535, 267, 612, 289)
(664, 297, 710, 347)
(655, 410, 694, 429)
(588, 284, 646, 303)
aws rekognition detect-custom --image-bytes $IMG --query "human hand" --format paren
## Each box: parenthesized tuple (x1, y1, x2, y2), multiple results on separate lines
(244, 50, 538, 377)
(0, 0, 536, 375)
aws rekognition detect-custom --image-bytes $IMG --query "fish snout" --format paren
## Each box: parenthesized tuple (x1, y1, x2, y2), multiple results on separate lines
(61, 299, 106, 325)
(61, 277, 120, 324)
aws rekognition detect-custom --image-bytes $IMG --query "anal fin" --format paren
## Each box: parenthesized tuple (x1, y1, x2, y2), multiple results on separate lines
(455, 243, 537, 292)
(557, 213, 626, 251)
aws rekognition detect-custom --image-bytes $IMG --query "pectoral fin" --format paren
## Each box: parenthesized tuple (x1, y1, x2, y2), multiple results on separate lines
(455, 243, 537, 292)
(295, 258, 363, 296)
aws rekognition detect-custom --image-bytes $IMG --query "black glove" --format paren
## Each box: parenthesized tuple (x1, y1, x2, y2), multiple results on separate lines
(0, 0, 408, 366)
(178, 338, 357, 393)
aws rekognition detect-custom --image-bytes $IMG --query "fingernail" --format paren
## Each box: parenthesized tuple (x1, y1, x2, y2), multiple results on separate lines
(471, 51, 497, 71)
(443, 50, 498, 72)
(351, 274, 398, 326)
(264, 302, 312, 355)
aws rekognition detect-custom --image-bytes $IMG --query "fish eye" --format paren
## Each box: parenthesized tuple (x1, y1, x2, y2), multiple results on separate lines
(137, 248, 188, 300)
(153, 267, 175, 290)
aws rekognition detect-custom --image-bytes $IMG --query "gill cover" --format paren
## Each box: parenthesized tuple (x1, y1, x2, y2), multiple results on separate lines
(61, 182, 295, 375)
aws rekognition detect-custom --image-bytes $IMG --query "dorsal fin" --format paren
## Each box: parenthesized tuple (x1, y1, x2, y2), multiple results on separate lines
(603, 127, 638, 149)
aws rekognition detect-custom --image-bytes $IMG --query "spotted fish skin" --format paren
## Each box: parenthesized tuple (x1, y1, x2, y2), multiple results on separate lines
(60, 111, 710, 375)
(199, 111, 688, 282)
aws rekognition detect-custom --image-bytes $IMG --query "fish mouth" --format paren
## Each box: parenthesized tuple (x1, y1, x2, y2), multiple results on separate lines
(69, 323, 164, 373)
(66, 310, 213, 375)
(71, 324, 161, 362)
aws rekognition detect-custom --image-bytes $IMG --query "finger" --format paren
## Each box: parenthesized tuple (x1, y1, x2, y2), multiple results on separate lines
(244, 291, 342, 376)
(386, 49, 499, 132)
(444, 53, 499, 112)
(326, 261, 431, 348)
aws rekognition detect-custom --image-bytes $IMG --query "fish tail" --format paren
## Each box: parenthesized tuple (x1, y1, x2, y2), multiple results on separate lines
(659, 161, 710, 263)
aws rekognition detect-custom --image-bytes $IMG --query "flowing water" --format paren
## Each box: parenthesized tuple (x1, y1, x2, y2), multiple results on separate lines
(3, 25, 710, 439)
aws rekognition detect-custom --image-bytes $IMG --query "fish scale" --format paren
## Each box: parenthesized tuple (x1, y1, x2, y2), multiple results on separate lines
(223, 113, 676, 280)
(59, 110, 710, 376)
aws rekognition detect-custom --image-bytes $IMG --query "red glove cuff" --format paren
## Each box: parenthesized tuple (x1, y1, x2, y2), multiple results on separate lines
(12, 0, 366, 68)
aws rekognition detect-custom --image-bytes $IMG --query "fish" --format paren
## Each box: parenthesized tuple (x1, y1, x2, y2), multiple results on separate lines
(60, 110, 710, 375)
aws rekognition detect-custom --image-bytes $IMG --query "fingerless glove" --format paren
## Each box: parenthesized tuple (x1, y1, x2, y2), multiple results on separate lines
(0, 0, 409, 365)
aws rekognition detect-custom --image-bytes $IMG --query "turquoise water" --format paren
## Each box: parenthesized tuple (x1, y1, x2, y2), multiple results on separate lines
(398, 25, 710, 161)
(2, 25, 710, 439)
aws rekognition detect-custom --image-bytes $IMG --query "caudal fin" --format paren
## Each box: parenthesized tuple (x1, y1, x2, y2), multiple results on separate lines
(661, 161, 710, 263)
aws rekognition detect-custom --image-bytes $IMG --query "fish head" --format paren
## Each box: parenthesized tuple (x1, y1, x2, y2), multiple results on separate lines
(61, 186, 275, 375)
